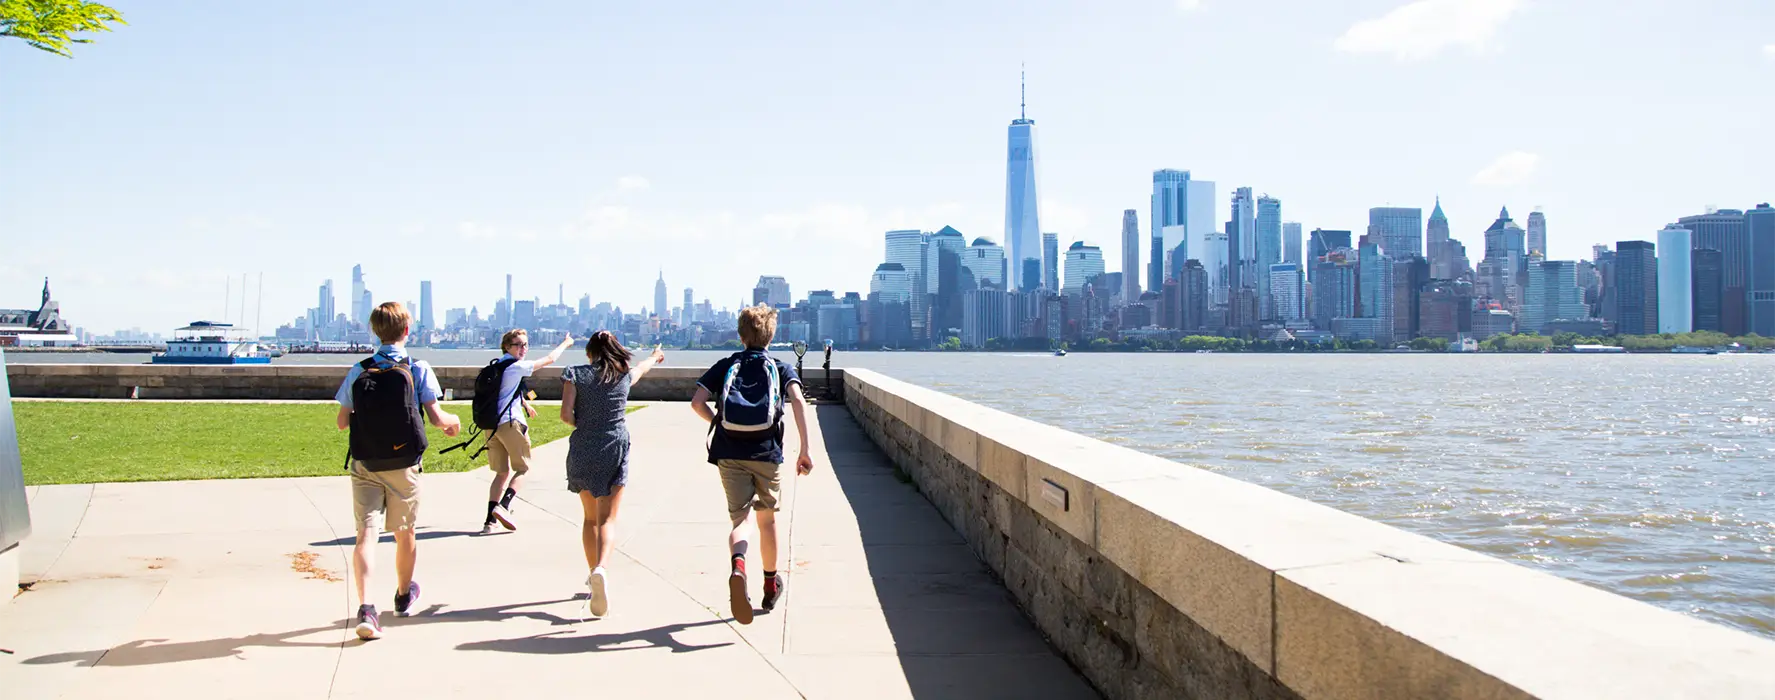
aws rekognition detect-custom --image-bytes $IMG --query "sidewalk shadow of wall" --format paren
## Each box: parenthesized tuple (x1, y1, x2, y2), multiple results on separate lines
(816, 404, 1099, 700)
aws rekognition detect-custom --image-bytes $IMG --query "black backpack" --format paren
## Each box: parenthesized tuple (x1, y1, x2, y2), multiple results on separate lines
(347, 356, 427, 471)
(471, 357, 525, 431)
(442, 357, 527, 460)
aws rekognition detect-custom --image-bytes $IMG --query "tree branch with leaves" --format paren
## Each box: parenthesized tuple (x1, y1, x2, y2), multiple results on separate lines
(0, 0, 125, 58)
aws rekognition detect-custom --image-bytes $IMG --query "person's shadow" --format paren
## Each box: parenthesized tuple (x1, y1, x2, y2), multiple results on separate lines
(19, 598, 584, 668)
(455, 619, 733, 655)
(21, 624, 344, 667)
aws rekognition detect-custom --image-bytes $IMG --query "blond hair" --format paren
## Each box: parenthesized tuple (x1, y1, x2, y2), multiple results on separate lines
(738, 305, 777, 348)
(369, 302, 411, 344)
(501, 328, 528, 352)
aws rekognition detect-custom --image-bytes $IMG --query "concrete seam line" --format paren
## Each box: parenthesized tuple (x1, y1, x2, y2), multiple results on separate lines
(1269, 570, 1280, 677)
(292, 481, 353, 693)
(33, 484, 98, 583)
(613, 536, 809, 699)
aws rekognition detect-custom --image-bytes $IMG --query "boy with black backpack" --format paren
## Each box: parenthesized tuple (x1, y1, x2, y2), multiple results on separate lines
(334, 301, 461, 640)
(475, 328, 573, 535)
(690, 305, 814, 625)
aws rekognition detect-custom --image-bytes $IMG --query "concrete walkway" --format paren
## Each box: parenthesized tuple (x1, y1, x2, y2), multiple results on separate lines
(0, 403, 1096, 699)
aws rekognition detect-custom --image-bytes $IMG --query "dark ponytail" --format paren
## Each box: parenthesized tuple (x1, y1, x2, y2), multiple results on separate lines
(585, 330, 632, 385)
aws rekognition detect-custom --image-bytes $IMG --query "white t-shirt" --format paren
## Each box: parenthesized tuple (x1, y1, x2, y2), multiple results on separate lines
(497, 355, 537, 426)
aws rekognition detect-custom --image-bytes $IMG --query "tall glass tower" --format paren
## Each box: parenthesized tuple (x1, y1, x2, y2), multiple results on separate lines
(1004, 70, 1042, 292)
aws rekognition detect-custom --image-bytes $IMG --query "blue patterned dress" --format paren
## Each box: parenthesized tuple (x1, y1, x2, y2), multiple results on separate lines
(561, 363, 633, 497)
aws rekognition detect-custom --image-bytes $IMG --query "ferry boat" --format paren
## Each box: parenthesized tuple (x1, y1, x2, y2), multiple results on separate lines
(1670, 346, 1720, 355)
(151, 322, 273, 364)
(1572, 344, 1626, 354)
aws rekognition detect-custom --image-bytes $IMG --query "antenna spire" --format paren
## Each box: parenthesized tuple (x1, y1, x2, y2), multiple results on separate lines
(1020, 63, 1026, 120)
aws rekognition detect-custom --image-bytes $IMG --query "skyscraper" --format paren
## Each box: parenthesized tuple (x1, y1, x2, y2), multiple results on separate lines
(505, 273, 513, 326)
(1307, 229, 1352, 288)
(1616, 241, 1658, 335)
(1149, 169, 1215, 290)
(419, 281, 433, 334)
(1121, 210, 1141, 301)
(1196, 230, 1230, 305)
(1063, 241, 1105, 296)
(1426, 198, 1452, 278)
(1677, 209, 1750, 335)
(653, 271, 669, 321)
(1369, 207, 1424, 260)
(930, 226, 968, 336)
(1040, 232, 1059, 292)
(1521, 260, 1588, 334)
(1393, 257, 1430, 340)
(753, 276, 790, 307)
(1004, 70, 1042, 292)
(1255, 196, 1282, 318)
(350, 265, 367, 326)
(1268, 263, 1305, 322)
(1526, 209, 1547, 257)
(1481, 207, 1528, 312)
(1657, 225, 1693, 333)
(1748, 203, 1775, 336)
(1691, 248, 1723, 332)
(1282, 222, 1303, 267)
(870, 263, 913, 302)
(1357, 237, 1395, 344)
(1228, 187, 1256, 291)
(961, 287, 1013, 348)
(964, 237, 1007, 289)
(317, 280, 335, 324)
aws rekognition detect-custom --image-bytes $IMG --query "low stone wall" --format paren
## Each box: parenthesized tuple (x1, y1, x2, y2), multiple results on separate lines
(3, 364, 845, 403)
(841, 368, 1775, 700)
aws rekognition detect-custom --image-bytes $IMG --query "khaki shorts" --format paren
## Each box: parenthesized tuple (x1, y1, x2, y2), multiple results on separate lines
(488, 421, 531, 476)
(351, 461, 421, 534)
(718, 459, 781, 526)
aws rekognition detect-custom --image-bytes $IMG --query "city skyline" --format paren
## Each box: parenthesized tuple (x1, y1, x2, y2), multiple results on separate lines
(4, 1, 1773, 333)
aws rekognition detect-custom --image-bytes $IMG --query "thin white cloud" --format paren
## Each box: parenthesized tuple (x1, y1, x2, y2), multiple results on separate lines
(1471, 151, 1540, 186)
(1176, 0, 1204, 11)
(1764, 44, 1775, 59)
(616, 175, 651, 191)
(1334, 0, 1523, 61)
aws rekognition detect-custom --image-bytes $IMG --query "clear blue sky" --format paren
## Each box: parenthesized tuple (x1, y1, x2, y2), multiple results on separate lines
(4, 0, 1771, 334)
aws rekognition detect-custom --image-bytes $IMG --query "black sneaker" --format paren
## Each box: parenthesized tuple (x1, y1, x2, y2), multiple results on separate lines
(394, 581, 421, 617)
(354, 604, 382, 640)
(728, 558, 754, 625)
(761, 574, 785, 612)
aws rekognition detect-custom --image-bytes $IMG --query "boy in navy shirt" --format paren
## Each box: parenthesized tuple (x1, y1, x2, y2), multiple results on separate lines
(690, 305, 814, 624)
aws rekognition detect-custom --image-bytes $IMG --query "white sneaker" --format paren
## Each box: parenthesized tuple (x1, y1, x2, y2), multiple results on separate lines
(491, 504, 517, 531)
(587, 569, 609, 618)
(478, 521, 497, 536)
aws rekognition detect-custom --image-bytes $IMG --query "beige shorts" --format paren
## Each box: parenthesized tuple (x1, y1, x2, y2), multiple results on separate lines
(718, 459, 781, 526)
(489, 421, 531, 476)
(351, 461, 421, 534)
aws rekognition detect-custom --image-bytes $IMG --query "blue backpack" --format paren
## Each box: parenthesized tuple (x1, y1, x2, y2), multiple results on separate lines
(717, 351, 782, 436)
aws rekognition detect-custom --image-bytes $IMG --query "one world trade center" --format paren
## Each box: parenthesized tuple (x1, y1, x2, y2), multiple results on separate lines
(1004, 70, 1042, 292)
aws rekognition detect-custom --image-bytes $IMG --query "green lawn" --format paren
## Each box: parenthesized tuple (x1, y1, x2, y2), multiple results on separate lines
(15, 402, 641, 485)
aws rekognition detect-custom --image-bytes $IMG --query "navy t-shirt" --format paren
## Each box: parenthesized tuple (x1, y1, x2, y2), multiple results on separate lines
(697, 350, 801, 465)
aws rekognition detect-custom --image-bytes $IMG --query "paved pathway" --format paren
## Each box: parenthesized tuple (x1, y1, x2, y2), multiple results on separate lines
(1, 403, 1096, 699)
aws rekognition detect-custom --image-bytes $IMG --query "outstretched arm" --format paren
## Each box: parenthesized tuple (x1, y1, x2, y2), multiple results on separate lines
(631, 346, 665, 383)
(532, 334, 575, 370)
